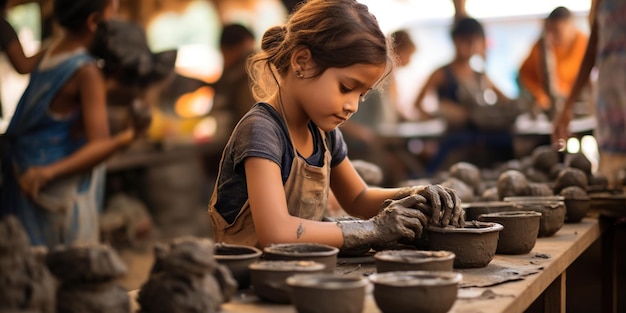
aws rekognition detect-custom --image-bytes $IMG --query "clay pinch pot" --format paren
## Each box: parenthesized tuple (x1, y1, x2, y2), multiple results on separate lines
(563, 197, 591, 223)
(369, 270, 462, 313)
(478, 211, 541, 254)
(504, 196, 566, 237)
(427, 221, 503, 268)
(286, 273, 368, 313)
(462, 201, 517, 221)
(249, 260, 325, 303)
(263, 243, 339, 273)
(214, 243, 262, 289)
(374, 250, 455, 273)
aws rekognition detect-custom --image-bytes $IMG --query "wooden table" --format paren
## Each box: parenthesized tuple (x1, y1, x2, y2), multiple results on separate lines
(128, 218, 601, 313)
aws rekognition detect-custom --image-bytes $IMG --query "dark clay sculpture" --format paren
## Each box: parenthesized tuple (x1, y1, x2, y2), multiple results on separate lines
(553, 167, 588, 194)
(497, 170, 530, 200)
(0, 216, 56, 313)
(137, 237, 237, 313)
(449, 161, 482, 194)
(46, 244, 130, 313)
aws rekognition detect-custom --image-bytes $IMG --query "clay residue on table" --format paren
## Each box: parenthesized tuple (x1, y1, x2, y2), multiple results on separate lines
(457, 255, 549, 288)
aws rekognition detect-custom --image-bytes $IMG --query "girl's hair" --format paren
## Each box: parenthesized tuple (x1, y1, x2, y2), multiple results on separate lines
(53, 0, 109, 32)
(391, 30, 415, 52)
(451, 17, 485, 39)
(248, 0, 394, 101)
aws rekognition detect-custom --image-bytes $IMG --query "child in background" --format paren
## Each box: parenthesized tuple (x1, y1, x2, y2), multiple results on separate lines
(0, 0, 134, 248)
(209, 0, 463, 251)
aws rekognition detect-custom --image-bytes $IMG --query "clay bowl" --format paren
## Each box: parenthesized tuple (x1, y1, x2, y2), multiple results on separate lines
(462, 201, 517, 221)
(374, 250, 455, 273)
(286, 273, 368, 313)
(427, 221, 503, 268)
(214, 243, 262, 289)
(478, 211, 541, 254)
(249, 260, 325, 303)
(369, 271, 462, 313)
(263, 243, 339, 273)
(504, 196, 566, 237)
(563, 197, 591, 223)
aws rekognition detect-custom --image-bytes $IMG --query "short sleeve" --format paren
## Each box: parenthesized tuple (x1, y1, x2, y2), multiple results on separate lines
(328, 128, 348, 167)
(230, 110, 287, 170)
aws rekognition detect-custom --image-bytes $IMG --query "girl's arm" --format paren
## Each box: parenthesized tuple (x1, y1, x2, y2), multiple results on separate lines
(19, 64, 133, 198)
(329, 158, 401, 218)
(244, 157, 344, 248)
(0, 19, 44, 74)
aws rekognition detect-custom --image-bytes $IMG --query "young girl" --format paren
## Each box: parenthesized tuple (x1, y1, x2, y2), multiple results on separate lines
(0, 0, 134, 247)
(209, 0, 463, 251)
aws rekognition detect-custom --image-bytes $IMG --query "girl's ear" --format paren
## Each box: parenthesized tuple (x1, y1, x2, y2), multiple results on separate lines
(86, 13, 101, 33)
(290, 46, 316, 77)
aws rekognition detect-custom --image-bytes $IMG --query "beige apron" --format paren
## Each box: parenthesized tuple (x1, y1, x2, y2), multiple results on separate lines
(209, 129, 331, 247)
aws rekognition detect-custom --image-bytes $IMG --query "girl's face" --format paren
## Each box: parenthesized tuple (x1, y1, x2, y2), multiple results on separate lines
(295, 63, 386, 131)
(454, 35, 486, 61)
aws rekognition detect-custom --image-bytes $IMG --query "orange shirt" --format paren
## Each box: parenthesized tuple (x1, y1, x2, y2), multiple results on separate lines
(519, 31, 588, 109)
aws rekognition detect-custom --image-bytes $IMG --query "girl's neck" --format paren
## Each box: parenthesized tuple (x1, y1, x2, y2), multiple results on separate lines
(270, 91, 311, 143)
(50, 31, 92, 56)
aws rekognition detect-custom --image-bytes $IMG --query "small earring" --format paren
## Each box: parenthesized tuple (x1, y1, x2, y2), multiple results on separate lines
(295, 70, 303, 78)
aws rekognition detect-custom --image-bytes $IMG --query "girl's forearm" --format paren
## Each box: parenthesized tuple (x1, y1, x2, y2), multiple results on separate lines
(44, 130, 132, 179)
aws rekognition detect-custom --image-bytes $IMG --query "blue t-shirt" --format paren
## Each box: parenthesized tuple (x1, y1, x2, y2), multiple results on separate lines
(214, 102, 348, 224)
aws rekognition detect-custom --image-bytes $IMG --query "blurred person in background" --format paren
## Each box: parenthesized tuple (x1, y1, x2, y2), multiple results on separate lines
(553, 0, 626, 187)
(414, 17, 514, 175)
(519, 6, 589, 118)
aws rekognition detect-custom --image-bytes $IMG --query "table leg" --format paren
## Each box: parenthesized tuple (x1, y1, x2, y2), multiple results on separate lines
(544, 272, 566, 313)
(601, 217, 616, 313)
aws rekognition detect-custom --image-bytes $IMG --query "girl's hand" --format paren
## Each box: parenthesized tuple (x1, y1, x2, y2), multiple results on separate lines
(391, 185, 464, 227)
(552, 109, 572, 150)
(19, 166, 54, 199)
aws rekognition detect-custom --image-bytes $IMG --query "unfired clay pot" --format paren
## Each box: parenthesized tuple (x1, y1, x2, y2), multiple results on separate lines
(214, 243, 262, 289)
(374, 250, 455, 273)
(563, 198, 591, 223)
(286, 274, 367, 313)
(505, 197, 566, 237)
(263, 243, 339, 273)
(478, 211, 541, 254)
(369, 271, 462, 313)
(463, 201, 517, 221)
(249, 260, 325, 303)
(427, 221, 503, 268)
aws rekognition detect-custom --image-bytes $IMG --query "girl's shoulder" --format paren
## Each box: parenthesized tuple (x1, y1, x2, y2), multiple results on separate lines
(233, 102, 289, 141)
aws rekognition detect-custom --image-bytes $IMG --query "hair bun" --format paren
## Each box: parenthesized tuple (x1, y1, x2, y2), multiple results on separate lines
(261, 26, 287, 51)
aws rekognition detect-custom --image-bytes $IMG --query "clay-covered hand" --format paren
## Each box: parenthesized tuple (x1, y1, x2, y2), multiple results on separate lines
(391, 185, 464, 227)
(337, 203, 428, 251)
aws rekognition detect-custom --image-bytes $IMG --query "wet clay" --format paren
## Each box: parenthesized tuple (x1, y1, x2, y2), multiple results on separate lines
(214, 243, 262, 289)
(137, 237, 237, 313)
(46, 244, 130, 313)
(553, 167, 588, 194)
(374, 250, 455, 273)
(0, 216, 56, 313)
(369, 271, 462, 313)
(263, 243, 339, 273)
(478, 211, 541, 254)
(497, 170, 530, 200)
(427, 221, 503, 268)
(287, 274, 367, 313)
(449, 162, 482, 194)
(249, 260, 325, 303)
